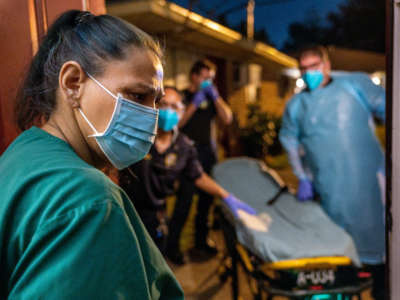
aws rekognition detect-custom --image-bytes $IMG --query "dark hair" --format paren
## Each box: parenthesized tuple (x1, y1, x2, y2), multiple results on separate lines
(189, 60, 211, 76)
(297, 45, 329, 62)
(16, 10, 162, 131)
(163, 85, 182, 99)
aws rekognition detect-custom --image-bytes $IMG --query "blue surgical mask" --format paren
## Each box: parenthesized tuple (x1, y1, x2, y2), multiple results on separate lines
(200, 79, 212, 90)
(302, 70, 324, 91)
(79, 74, 159, 170)
(158, 109, 179, 131)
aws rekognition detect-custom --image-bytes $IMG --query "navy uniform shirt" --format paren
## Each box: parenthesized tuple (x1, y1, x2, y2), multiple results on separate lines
(119, 131, 203, 211)
(181, 89, 216, 146)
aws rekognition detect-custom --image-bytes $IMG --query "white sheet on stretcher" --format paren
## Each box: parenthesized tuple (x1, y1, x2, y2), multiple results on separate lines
(212, 157, 361, 267)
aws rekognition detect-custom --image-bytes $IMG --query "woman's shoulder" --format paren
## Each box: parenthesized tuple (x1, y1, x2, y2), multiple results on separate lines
(1, 127, 83, 170)
(0, 127, 127, 223)
(19, 164, 130, 238)
(43, 163, 125, 211)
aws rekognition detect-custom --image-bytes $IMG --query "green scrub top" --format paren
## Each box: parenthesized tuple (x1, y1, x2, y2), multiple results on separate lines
(0, 126, 184, 299)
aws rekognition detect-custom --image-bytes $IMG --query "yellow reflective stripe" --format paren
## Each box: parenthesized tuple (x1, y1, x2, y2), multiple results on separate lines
(261, 256, 352, 270)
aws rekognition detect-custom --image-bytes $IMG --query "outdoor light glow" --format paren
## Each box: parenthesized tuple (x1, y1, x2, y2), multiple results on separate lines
(189, 12, 203, 23)
(254, 42, 298, 67)
(296, 78, 305, 88)
(372, 76, 381, 85)
(168, 2, 241, 41)
(168, 3, 189, 16)
(283, 68, 301, 78)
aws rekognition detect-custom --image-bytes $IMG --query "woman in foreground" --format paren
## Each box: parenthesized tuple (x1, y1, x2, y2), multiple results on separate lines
(0, 10, 183, 299)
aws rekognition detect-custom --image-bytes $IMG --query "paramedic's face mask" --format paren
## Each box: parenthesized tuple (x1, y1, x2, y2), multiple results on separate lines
(200, 69, 215, 89)
(157, 88, 184, 131)
(193, 68, 211, 90)
(299, 54, 329, 91)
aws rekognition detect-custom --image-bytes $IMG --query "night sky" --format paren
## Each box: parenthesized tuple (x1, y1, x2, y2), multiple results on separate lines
(170, 0, 347, 50)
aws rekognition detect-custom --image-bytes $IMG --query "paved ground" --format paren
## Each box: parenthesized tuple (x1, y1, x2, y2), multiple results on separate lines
(167, 229, 254, 300)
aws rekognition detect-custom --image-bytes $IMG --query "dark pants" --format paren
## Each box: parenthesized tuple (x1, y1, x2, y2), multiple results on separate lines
(166, 143, 217, 251)
(166, 176, 196, 252)
(194, 144, 217, 247)
(364, 263, 385, 300)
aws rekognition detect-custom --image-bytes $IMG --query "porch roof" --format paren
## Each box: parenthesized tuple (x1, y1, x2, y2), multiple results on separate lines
(107, 0, 297, 70)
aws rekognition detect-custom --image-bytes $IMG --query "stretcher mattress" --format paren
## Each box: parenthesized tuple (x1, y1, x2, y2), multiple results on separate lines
(212, 157, 361, 266)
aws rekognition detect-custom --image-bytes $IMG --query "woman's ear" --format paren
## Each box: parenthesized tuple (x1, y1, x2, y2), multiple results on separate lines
(59, 61, 86, 108)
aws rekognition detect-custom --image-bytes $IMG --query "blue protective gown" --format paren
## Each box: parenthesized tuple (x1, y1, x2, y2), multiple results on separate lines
(279, 72, 385, 264)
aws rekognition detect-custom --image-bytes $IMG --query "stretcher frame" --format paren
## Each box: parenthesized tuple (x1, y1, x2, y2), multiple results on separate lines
(217, 207, 373, 300)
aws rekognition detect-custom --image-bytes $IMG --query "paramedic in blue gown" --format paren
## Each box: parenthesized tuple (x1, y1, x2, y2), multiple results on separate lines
(279, 45, 385, 300)
(0, 10, 183, 299)
(119, 87, 255, 265)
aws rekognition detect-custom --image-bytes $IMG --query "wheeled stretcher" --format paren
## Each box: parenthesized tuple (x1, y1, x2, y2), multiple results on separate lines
(212, 158, 372, 300)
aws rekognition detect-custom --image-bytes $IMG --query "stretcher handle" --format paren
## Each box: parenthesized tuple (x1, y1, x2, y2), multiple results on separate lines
(266, 186, 288, 205)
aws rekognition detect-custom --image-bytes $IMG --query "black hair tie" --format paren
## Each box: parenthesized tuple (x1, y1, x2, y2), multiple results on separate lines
(75, 11, 93, 26)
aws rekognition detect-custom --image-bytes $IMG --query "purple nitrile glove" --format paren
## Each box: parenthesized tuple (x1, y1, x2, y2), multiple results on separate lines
(192, 89, 207, 107)
(203, 84, 219, 102)
(223, 194, 257, 217)
(297, 179, 314, 202)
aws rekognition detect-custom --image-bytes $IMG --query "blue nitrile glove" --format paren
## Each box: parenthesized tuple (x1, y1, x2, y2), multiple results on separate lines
(192, 89, 207, 107)
(297, 179, 314, 202)
(203, 84, 219, 102)
(223, 194, 257, 217)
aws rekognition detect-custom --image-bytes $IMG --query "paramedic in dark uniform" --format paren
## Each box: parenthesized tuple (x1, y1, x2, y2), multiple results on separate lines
(119, 87, 254, 264)
(179, 60, 233, 256)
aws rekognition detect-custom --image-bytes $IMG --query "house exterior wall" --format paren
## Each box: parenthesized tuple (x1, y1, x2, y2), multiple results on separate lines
(259, 81, 292, 117)
(164, 46, 204, 90)
(227, 63, 292, 128)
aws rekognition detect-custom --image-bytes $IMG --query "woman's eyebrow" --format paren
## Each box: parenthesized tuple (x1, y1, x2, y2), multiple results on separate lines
(124, 83, 164, 102)
(126, 82, 158, 94)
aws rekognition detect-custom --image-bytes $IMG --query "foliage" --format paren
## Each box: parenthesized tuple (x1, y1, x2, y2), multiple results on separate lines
(239, 102, 283, 159)
(283, 0, 385, 53)
(282, 9, 329, 51)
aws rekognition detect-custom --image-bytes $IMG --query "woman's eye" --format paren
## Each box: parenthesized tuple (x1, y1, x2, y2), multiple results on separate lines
(127, 93, 146, 102)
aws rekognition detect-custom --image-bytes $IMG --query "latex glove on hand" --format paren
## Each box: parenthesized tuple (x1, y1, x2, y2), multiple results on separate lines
(192, 89, 207, 107)
(297, 179, 314, 202)
(223, 194, 257, 217)
(203, 85, 219, 102)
